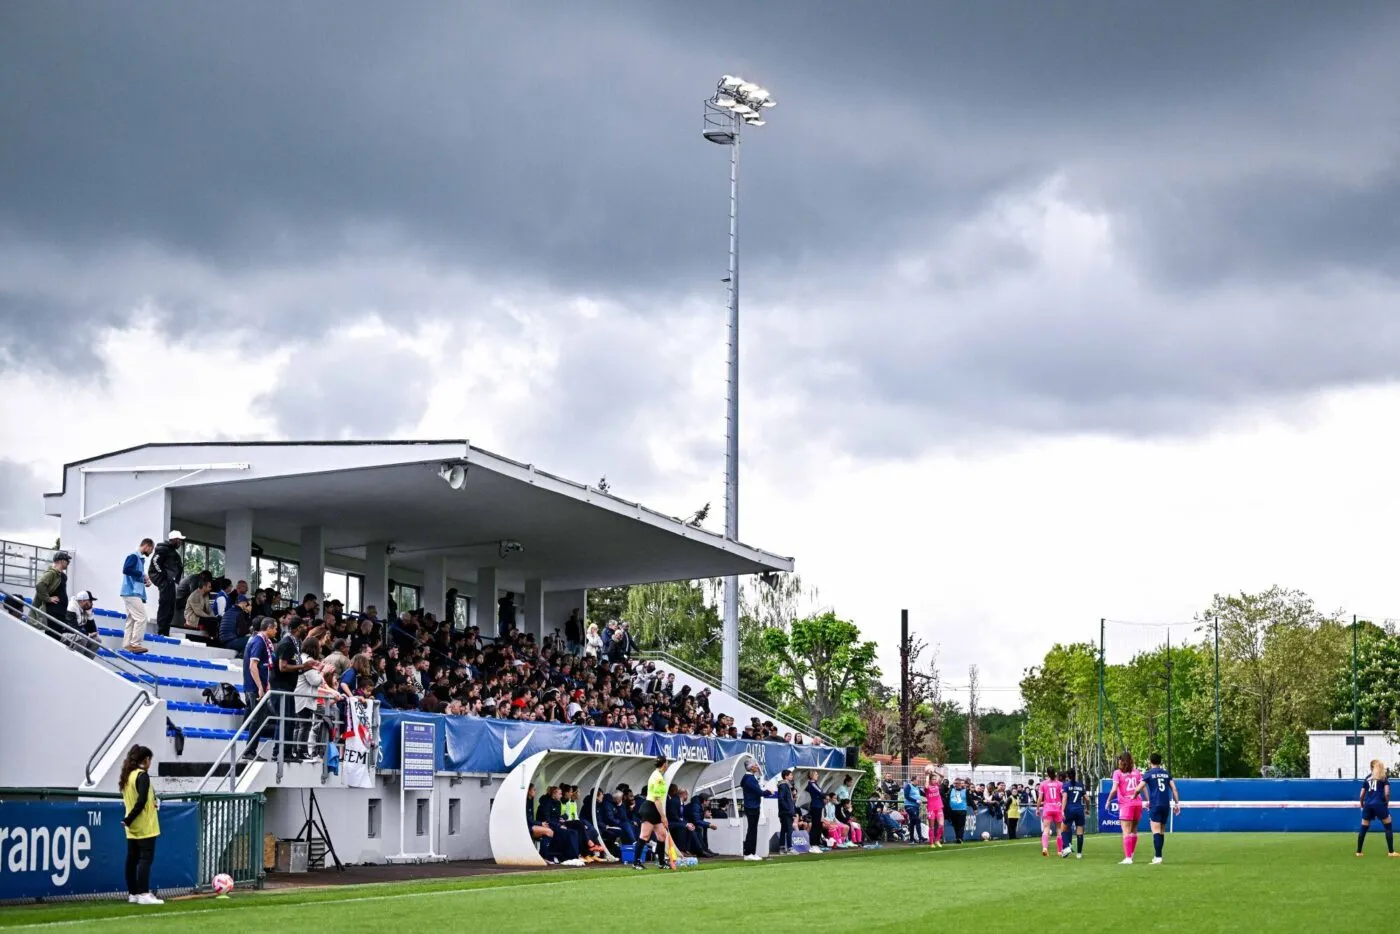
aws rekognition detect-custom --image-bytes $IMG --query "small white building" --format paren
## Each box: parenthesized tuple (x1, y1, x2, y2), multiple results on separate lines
(1307, 730, 1400, 780)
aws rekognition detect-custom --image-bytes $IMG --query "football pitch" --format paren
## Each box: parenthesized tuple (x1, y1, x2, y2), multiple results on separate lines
(2, 834, 1397, 933)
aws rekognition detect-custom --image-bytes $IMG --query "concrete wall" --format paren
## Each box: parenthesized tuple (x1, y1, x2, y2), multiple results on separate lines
(263, 775, 501, 863)
(1308, 731, 1400, 780)
(0, 613, 164, 790)
(53, 465, 170, 611)
(542, 589, 585, 642)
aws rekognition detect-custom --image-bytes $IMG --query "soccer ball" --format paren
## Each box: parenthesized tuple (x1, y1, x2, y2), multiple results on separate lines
(211, 873, 235, 896)
(980, 831, 991, 842)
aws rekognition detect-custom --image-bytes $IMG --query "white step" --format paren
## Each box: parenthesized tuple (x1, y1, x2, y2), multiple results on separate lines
(96, 629, 237, 661)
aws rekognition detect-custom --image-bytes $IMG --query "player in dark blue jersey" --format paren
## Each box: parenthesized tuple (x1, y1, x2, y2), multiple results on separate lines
(1058, 769, 1087, 859)
(1142, 752, 1180, 864)
(1357, 759, 1396, 857)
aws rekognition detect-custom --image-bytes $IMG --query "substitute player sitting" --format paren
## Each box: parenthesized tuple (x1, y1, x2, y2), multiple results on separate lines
(1357, 758, 1397, 858)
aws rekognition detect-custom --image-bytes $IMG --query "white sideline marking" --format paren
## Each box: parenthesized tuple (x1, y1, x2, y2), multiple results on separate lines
(3, 841, 1037, 930)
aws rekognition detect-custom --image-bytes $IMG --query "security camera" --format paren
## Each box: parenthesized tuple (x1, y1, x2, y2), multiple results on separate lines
(438, 463, 468, 491)
(498, 540, 524, 559)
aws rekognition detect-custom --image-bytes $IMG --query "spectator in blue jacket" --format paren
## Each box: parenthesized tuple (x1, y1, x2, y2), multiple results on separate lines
(903, 779, 925, 843)
(947, 778, 969, 844)
(685, 791, 717, 857)
(808, 771, 829, 851)
(740, 761, 776, 860)
(119, 538, 154, 653)
(219, 593, 253, 654)
(776, 768, 797, 854)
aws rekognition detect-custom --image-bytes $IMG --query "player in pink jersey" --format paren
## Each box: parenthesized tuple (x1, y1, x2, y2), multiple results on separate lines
(1112, 751, 1146, 864)
(924, 767, 945, 849)
(1037, 767, 1064, 856)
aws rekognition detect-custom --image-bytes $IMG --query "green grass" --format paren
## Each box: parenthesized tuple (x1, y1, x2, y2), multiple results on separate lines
(2, 834, 1399, 933)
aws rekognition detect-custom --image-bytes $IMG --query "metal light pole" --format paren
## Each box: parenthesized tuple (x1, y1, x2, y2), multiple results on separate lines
(703, 75, 775, 695)
(1213, 615, 1221, 778)
(1353, 614, 1360, 781)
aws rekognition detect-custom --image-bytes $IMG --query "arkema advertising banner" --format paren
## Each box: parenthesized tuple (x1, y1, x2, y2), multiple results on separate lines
(0, 799, 199, 901)
(1097, 778, 1361, 833)
(380, 711, 845, 776)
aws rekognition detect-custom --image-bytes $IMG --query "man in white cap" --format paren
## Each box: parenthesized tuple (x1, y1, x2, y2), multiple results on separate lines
(148, 530, 186, 637)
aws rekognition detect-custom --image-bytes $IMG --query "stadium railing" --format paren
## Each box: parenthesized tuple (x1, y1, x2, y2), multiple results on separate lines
(634, 650, 838, 746)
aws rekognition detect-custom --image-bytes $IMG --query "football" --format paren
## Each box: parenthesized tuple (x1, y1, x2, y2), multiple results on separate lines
(980, 831, 991, 841)
(211, 873, 235, 896)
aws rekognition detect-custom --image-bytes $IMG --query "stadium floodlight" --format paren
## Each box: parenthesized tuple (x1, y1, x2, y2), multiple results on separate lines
(698, 74, 775, 697)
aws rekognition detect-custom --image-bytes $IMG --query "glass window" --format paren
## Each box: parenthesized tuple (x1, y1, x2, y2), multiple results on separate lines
(453, 594, 470, 630)
(253, 556, 299, 603)
(181, 541, 226, 578)
(392, 583, 420, 615)
(324, 569, 365, 613)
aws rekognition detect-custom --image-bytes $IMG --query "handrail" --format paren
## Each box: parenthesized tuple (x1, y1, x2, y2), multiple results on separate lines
(197, 689, 277, 794)
(85, 691, 156, 786)
(195, 689, 347, 794)
(1, 591, 162, 696)
(634, 649, 839, 746)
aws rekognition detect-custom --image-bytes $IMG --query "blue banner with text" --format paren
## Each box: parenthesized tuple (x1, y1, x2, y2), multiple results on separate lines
(0, 799, 199, 901)
(380, 711, 845, 776)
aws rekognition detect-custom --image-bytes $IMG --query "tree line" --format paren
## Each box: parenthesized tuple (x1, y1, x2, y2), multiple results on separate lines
(589, 576, 1025, 763)
(1019, 586, 1400, 782)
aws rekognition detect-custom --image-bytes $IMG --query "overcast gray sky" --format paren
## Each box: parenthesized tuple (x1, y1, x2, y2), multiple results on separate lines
(4, 1, 1400, 700)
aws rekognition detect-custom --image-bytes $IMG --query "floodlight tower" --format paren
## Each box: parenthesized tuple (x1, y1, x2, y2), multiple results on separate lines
(703, 75, 775, 696)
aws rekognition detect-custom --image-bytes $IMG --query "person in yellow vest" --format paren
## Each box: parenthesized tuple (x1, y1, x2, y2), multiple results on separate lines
(120, 744, 163, 906)
(632, 755, 672, 869)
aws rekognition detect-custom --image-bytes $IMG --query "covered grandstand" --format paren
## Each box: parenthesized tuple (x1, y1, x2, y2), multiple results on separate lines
(2, 440, 850, 881)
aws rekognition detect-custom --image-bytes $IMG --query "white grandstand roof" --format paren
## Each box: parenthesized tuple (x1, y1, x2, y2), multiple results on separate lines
(44, 440, 793, 591)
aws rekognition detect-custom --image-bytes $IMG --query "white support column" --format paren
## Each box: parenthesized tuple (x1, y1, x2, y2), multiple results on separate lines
(364, 542, 390, 619)
(300, 526, 326, 603)
(225, 510, 254, 587)
(423, 557, 448, 621)
(523, 579, 544, 642)
(475, 567, 499, 636)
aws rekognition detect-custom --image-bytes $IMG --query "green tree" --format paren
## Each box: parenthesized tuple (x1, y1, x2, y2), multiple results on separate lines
(587, 586, 630, 627)
(1330, 621, 1400, 733)
(763, 611, 880, 737)
(1207, 587, 1346, 774)
(623, 581, 719, 664)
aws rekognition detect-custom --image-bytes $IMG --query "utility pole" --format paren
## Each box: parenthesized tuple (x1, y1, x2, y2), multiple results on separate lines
(899, 609, 911, 768)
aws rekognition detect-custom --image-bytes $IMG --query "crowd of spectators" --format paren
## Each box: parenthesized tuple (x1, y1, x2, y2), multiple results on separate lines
(869, 775, 1041, 844)
(197, 578, 825, 746)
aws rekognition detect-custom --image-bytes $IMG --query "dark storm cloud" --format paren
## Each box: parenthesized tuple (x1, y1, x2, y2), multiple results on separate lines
(4, 0, 1400, 453)
(251, 336, 432, 439)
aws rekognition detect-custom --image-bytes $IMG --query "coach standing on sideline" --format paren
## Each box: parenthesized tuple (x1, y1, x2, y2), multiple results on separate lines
(147, 531, 185, 637)
(740, 761, 775, 861)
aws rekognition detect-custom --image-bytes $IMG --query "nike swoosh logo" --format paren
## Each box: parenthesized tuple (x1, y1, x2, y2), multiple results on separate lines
(503, 728, 536, 767)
